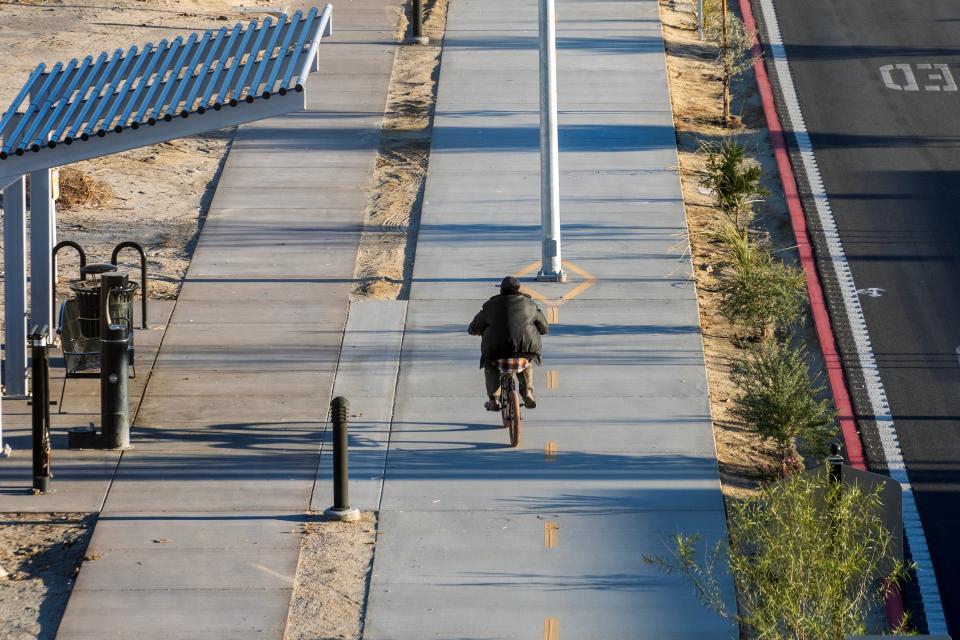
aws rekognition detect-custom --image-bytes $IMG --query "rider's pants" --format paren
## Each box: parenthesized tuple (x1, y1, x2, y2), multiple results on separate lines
(484, 364, 533, 399)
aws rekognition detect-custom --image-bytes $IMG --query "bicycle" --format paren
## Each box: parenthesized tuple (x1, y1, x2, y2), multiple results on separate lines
(493, 357, 530, 448)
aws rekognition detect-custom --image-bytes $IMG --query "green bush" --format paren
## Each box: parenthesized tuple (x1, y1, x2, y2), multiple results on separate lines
(644, 471, 910, 638)
(718, 243, 806, 337)
(730, 340, 835, 460)
(700, 139, 766, 234)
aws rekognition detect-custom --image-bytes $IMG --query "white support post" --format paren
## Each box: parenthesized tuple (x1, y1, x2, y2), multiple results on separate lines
(3, 175, 28, 399)
(50, 169, 58, 322)
(30, 168, 55, 338)
(537, 0, 565, 282)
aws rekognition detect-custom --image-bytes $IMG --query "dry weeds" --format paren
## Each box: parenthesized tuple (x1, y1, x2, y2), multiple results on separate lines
(352, 0, 449, 299)
(55, 168, 114, 210)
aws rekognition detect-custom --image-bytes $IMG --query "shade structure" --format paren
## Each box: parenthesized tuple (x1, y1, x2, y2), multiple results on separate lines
(0, 4, 332, 189)
(0, 4, 333, 397)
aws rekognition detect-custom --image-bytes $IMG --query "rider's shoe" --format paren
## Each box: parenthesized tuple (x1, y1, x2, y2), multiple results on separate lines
(485, 398, 502, 412)
(522, 392, 537, 409)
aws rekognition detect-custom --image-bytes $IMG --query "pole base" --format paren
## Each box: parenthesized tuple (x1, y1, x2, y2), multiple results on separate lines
(536, 270, 567, 283)
(407, 36, 429, 45)
(32, 477, 54, 495)
(324, 507, 360, 522)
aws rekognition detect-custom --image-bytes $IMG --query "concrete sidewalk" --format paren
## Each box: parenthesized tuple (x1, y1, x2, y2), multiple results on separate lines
(50, 2, 403, 637)
(363, 0, 737, 637)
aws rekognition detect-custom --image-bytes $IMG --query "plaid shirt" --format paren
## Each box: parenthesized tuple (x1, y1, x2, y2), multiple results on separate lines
(493, 357, 531, 374)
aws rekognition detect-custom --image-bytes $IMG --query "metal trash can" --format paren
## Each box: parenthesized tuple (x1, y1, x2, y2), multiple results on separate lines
(68, 278, 139, 340)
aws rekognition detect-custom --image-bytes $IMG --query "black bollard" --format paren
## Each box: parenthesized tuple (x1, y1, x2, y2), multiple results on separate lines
(412, 0, 423, 37)
(30, 326, 53, 494)
(100, 322, 131, 449)
(325, 396, 359, 522)
(333, 396, 350, 510)
(410, 0, 428, 44)
(100, 273, 131, 449)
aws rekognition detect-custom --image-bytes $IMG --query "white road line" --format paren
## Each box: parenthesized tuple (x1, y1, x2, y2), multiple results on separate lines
(759, 0, 948, 631)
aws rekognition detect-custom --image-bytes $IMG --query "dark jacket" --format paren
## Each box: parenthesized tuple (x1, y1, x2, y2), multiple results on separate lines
(468, 292, 549, 367)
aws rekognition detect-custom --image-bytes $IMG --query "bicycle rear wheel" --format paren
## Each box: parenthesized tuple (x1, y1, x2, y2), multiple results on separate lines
(507, 389, 521, 448)
(499, 373, 511, 428)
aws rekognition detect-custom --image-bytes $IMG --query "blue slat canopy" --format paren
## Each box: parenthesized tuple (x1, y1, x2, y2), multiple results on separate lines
(0, 5, 332, 187)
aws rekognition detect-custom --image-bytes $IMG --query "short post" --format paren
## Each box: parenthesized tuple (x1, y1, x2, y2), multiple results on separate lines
(826, 442, 844, 546)
(0, 394, 8, 458)
(697, 0, 704, 40)
(30, 326, 53, 494)
(828, 442, 844, 486)
(100, 273, 131, 449)
(410, 0, 428, 45)
(537, 0, 566, 283)
(325, 396, 359, 522)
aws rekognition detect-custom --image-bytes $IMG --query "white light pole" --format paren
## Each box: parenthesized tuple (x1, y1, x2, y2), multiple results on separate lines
(538, 0, 565, 282)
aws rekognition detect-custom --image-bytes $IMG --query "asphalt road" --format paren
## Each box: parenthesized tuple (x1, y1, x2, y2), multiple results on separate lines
(769, 0, 960, 632)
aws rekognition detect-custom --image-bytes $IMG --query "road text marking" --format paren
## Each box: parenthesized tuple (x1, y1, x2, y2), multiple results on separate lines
(513, 260, 597, 307)
(544, 618, 559, 640)
(546, 370, 559, 389)
(544, 521, 559, 548)
(545, 441, 558, 462)
(880, 63, 957, 92)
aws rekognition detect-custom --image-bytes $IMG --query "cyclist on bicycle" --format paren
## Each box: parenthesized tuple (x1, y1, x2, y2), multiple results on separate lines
(468, 276, 550, 412)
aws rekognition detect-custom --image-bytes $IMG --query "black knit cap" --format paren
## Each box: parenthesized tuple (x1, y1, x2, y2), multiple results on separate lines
(500, 276, 521, 293)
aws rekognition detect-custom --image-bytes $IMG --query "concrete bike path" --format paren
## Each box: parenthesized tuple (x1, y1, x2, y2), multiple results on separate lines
(54, 2, 403, 637)
(363, 0, 737, 637)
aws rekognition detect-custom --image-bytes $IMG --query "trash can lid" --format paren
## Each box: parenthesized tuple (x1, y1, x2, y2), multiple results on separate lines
(80, 263, 118, 276)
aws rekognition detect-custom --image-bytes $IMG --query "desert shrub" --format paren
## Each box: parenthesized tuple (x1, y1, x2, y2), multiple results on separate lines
(730, 340, 835, 461)
(717, 243, 806, 337)
(644, 471, 909, 639)
(700, 139, 766, 234)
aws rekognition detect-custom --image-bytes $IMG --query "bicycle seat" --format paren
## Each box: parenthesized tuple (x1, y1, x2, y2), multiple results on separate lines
(494, 357, 530, 374)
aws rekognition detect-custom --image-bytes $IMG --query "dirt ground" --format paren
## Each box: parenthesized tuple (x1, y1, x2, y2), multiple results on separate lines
(284, 512, 378, 640)
(0, 513, 95, 640)
(351, 0, 448, 299)
(657, 0, 835, 499)
(0, 0, 276, 306)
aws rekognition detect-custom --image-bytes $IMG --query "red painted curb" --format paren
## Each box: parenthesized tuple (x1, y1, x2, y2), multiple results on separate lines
(735, 0, 905, 627)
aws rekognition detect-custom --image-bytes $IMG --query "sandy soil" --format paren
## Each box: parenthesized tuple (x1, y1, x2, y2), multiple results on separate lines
(0, 513, 95, 640)
(658, 0, 834, 500)
(352, 0, 448, 300)
(0, 0, 276, 305)
(284, 512, 378, 640)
